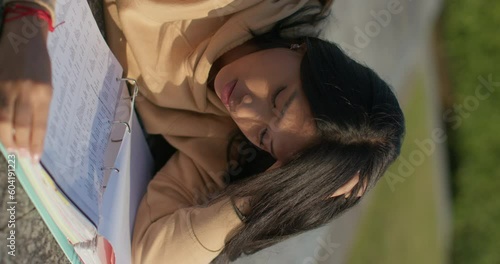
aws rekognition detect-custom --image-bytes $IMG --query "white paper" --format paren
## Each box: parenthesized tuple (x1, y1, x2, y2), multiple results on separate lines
(42, 0, 123, 225)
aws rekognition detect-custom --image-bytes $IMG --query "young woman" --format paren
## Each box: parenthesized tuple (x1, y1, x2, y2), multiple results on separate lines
(0, 0, 405, 263)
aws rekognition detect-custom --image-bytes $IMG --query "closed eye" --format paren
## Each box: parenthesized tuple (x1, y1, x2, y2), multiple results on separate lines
(259, 86, 285, 148)
(272, 86, 286, 109)
(259, 86, 287, 154)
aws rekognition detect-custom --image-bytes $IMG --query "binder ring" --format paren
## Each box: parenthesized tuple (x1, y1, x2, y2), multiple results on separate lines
(117, 77, 140, 100)
(110, 120, 131, 133)
(101, 167, 119, 189)
(111, 137, 123, 143)
(101, 167, 119, 173)
(109, 120, 131, 142)
(111, 77, 139, 142)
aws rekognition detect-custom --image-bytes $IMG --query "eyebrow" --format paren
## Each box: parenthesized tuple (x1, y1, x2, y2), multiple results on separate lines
(270, 90, 298, 159)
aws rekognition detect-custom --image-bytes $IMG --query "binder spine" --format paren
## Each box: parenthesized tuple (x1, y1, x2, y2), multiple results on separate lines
(108, 77, 140, 142)
(101, 77, 141, 184)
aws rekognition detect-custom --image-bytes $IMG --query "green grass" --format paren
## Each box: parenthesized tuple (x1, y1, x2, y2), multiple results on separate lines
(347, 76, 444, 264)
(442, 1, 500, 263)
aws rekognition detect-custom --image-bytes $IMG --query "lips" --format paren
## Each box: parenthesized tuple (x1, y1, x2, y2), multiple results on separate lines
(221, 79, 237, 110)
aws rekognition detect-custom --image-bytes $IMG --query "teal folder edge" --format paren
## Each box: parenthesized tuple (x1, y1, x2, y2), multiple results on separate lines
(0, 143, 83, 264)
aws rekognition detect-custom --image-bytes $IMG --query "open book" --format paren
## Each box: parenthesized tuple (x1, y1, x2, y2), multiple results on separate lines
(0, 1, 154, 263)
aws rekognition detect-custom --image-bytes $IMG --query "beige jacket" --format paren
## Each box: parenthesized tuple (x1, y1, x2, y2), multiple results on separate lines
(3, 0, 322, 262)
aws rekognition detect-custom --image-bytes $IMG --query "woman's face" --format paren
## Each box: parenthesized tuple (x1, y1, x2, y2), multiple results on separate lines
(214, 47, 318, 163)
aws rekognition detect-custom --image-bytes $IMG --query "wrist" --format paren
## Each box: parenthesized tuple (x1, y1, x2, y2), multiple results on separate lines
(2, 3, 51, 39)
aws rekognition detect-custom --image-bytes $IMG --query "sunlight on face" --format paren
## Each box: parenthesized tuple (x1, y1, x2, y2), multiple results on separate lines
(214, 48, 318, 162)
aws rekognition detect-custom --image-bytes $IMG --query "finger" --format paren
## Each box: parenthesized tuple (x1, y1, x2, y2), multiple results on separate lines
(0, 87, 16, 151)
(30, 94, 51, 162)
(13, 92, 33, 156)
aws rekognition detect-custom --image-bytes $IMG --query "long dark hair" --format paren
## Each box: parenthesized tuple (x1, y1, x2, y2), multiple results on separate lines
(208, 1, 405, 263)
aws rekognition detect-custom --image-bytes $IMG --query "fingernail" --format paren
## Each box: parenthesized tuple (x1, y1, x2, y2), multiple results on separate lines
(19, 148, 29, 158)
(32, 154, 40, 165)
(7, 148, 15, 154)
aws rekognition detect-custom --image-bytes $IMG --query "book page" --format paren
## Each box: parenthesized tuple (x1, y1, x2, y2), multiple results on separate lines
(41, 0, 124, 226)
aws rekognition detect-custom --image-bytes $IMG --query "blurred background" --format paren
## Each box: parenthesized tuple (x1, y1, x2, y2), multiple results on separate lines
(1, 0, 499, 263)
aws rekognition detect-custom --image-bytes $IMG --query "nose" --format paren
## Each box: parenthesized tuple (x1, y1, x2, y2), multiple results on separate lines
(242, 94, 253, 104)
(233, 88, 280, 126)
(232, 91, 282, 143)
(233, 93, 258, 119)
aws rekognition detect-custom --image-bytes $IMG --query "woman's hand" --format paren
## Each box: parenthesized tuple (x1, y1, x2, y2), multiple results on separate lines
(0, 4, 52, 161)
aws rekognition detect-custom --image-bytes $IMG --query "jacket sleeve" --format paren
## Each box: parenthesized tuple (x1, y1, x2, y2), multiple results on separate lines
(3, 0, 56, 20)
(131, 149, 244, 264)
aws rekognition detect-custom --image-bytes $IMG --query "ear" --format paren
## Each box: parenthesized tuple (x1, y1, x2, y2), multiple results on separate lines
(297, 43, 307, 55)
(329, 174, 367, 198)
(290, 42, 307, 55)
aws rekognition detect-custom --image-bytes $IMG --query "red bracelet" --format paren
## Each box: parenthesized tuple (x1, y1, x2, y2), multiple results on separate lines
(3, 3, 56, 32)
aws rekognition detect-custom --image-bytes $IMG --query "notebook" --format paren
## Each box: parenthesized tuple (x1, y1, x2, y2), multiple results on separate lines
(0, 1, 154, 263)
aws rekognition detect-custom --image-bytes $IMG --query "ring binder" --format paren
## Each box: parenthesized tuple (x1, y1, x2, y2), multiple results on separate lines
(14, 2, 156, 263)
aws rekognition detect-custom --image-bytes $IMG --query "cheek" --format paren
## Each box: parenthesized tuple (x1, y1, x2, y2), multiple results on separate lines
(221, 49, 300, 85)
(228, 54, 257, 75)
(234, 53, 282, 80)
(233, 120, 259, 146)
(263, 51, 301, 73)
(282, 108, 307, 136)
